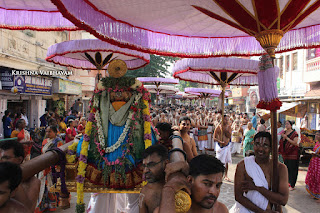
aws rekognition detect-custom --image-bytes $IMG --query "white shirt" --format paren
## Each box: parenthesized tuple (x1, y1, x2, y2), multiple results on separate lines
(21, 114, 29, 126)
(277, 127, 284, 145)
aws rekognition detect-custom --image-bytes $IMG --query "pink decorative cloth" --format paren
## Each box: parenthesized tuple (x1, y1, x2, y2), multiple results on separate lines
(305, 142, 320, 199)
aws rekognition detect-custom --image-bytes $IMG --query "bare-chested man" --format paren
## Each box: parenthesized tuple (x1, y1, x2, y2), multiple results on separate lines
(230, 131, 289, 213)
(0, 161, 30, 213)
(0, 139, 40, 212)
(213, 115, 232, 181)
(156, 154, 228, 213)
(241, 113, 250, 130)
(179, 116, 198, 162)
(197, 114, 208, 153)
(139, 144, 169, 213)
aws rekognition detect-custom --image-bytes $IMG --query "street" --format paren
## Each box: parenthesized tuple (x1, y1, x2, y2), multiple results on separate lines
(56, 154, 319, 213)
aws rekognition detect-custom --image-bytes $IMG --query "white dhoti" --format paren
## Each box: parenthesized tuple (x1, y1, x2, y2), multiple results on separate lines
(198, 140, 207, 151)
(215, 142, 232, 164)
(231, 142, 242, 154)
(127, 194, 139, 213)
(87, 193, 128, 213)
(229, 156, 269, 213)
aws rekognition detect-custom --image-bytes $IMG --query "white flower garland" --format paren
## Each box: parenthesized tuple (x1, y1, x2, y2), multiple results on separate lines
(94, 94, 134, 153)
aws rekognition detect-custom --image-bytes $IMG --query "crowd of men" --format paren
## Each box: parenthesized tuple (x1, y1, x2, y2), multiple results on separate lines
(0, 103, 292, 213)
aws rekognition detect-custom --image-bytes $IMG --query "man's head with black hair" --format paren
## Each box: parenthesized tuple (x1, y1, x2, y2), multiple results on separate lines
(253, 131, 272, 159)
(179, 116, 191, 132)
(0, 162, 22, 207)
(189, 154, 225, 178)
(142, 144, 168, 183)
(0, 140, 24, 164)
(155, 122, 173, 141)
(187, 154, 225, 210)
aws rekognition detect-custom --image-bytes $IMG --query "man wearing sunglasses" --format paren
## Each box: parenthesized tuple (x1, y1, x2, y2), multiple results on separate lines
(139, 144, 169, 213)
(231, 131, 289, 213)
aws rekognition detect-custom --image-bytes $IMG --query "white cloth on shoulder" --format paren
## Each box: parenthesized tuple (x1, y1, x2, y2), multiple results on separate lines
(229, 156, 269, 213)
(215, 142, 232, 164)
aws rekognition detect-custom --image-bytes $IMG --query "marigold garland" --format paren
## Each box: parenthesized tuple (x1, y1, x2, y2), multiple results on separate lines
(142, 99, 152, 149)
(66, 141, 78, 163)
(76, 119, 92, 212)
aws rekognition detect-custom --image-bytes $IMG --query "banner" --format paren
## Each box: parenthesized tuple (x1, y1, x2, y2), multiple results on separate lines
(14, 75, 52, 95)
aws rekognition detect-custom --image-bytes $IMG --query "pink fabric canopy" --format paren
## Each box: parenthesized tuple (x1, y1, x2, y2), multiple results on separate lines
(173, 57, 259, 86)
(185, 87, 226, 98)
(4, 1, 320, 57)
(137, 77, 179, 85)
(0, 0, 77, 30)
(144, 85, 178, 94)
(41, 0, 320, 57)
(46, 39, 150, 70)
(176, 91, 198, 99)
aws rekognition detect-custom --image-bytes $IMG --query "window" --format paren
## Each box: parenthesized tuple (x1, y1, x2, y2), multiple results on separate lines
(286, 55, 290, 72)
(279, 56, 283, 78)
(307, 48, 316, 60)
(292, 53, 298, 70)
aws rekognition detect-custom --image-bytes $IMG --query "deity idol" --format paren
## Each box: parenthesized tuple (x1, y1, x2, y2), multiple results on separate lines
(65, 59, 156, 210)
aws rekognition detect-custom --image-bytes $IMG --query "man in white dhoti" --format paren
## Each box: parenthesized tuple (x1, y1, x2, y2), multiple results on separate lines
(197, 114, 208, 153)
(207, 113, 215, 150)
(230, 132, 289, 213)
(213, 115, 232, 182)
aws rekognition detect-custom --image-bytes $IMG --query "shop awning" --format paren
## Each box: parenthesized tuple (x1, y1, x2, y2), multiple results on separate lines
(305, 88, 320, 97)
(260, 102, 307, 120)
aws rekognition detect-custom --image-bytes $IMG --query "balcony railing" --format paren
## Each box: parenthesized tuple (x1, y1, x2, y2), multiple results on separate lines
(306, 57, 320, 72)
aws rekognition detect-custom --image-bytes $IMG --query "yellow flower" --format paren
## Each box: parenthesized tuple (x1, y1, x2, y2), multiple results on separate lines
(142, 99, 152, 149)
(145, 139, 152, 148)
(85, 121, 92, 135)
(66, 155, 76, 163)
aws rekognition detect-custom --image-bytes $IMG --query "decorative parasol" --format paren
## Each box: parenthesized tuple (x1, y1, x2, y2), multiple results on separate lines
(138, 77, 179, 104)
(49, 0, 320, 59)
(46, 39, 150, 70)
(0, 0, 77, 30)
(144, 85, 178, 104)
(137, 77, 179, 87)
(176, 91, 198, 100)
(185, 87, 224, 107)
(46, 39, 150, 81)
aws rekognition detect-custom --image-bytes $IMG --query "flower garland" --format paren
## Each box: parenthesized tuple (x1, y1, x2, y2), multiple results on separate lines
(76, 118, 92, 213)
(142, 99, 152, 149)
(94, 95, 132, 153)
(66, 141, 78, 163)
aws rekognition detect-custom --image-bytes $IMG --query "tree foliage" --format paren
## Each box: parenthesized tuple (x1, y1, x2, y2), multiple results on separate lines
(178, 80, 199, 92)
(126, 54, 177, 78)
